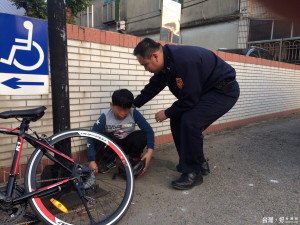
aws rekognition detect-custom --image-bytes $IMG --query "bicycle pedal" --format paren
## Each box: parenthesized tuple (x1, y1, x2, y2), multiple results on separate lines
(50, 198, 69, 213)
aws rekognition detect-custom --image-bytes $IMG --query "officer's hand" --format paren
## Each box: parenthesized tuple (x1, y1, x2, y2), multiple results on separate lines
(155, 110, 167, 122)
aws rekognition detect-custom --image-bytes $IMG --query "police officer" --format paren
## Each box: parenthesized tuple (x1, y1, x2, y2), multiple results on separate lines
(133, 38, 240, 190)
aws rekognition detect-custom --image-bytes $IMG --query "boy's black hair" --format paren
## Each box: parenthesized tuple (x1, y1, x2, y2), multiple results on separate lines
(112, 89, 134, 109)
(133, 37, 162, 59)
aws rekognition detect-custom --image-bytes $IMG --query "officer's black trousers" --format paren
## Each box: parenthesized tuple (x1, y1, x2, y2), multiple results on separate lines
(170, 81, 240, 174)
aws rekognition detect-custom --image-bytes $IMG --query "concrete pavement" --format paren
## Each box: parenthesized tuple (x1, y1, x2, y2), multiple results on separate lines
(120, 113, 300, 225)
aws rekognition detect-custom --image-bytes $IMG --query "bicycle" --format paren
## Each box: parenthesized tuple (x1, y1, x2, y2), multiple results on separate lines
(0, 106, 134, 225)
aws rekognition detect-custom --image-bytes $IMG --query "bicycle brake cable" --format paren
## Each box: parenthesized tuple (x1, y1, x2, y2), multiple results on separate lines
(28, 127, 40, 139)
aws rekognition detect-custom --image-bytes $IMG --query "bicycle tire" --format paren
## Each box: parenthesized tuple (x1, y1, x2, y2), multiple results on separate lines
(25, 129, 134, 225)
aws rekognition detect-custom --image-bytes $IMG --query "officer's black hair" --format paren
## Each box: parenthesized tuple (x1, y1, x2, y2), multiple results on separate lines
(112, 89, 134, 109)
(133, 37, 162, 59)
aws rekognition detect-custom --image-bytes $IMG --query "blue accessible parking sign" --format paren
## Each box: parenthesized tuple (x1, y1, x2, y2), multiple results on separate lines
(0, 13, 48, 95)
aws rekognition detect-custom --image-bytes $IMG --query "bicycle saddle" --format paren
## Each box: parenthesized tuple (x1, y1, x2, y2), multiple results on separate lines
(0, 106, 46, 121)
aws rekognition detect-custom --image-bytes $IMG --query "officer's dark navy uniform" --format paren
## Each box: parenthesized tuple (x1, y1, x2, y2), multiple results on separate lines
(134, 44, 240, 184)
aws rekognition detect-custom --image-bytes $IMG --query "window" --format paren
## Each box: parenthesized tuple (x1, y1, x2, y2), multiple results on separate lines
(103, 0, 120, 24)
(249, 19, 272, 41)
(249, 19, 300, 41)
(293, 22, 300, 37)
(273, 20, 292, 39)
(80, 5, 94, 28)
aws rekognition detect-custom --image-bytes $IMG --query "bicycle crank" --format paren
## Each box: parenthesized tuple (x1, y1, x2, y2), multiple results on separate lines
(0, 185, 27, 225)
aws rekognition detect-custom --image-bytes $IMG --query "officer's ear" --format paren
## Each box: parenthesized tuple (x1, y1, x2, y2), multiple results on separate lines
(152, 53, 159, 62)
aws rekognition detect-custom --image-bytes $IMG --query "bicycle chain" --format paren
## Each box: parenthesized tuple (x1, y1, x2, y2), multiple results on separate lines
(14, 198, 94, 225)
(15, 219, 39, 225)
(9, 178, 67, 225)
(10, 155, 92, 225)
(14, 176, 94, 225)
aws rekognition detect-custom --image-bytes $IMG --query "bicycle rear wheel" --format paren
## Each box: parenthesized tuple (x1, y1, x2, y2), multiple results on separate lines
(25, 130, 134, 225)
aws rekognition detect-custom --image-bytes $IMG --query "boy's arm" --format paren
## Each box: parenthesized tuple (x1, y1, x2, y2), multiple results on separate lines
(133, 109, 154, 150)
(87, 114, 106, 162)
(133, 109, 154, 171)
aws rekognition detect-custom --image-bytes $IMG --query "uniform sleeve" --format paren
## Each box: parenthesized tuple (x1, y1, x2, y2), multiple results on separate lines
(133, 109, 155, 149)
(133, 73, 166, 108)
(87, 114, 106, 161)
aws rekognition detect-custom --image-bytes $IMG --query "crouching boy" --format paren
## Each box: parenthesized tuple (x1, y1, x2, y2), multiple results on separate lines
(87, 89, 154, 177)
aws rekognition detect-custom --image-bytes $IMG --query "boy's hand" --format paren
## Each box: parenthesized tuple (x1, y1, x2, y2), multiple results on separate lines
(89, 161, 98, 174)
(141, 148, 154, 171)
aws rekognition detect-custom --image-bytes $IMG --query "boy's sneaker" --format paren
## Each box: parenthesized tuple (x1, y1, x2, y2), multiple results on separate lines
(119, 157, 145, 178)
(98, 158, 116, 173)
(131, 158, 145, 178)
(130, 157, 141, 167)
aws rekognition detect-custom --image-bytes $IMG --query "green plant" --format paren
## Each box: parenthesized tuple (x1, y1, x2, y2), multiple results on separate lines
(65, 0, 90, 24)
(66, 0, 90, 18)
(10, 0, 47, 19)
(10, 0, 90, 22)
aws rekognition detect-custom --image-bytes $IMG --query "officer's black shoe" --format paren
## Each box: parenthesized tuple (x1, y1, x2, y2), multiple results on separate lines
(171, 173, 203, 190)
(200, 161, 210, 175)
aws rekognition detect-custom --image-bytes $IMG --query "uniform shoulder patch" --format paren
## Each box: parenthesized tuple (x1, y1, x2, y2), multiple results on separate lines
(176, 78, 184, 89)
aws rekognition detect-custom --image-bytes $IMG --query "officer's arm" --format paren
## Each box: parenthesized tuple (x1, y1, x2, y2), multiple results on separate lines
(134, 73, 166, 108)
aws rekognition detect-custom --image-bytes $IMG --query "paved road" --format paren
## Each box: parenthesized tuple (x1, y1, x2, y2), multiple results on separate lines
(120, 113, 300, 225)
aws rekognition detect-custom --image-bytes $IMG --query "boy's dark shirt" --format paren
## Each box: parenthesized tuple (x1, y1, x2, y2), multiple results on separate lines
(133, 44, 236, 118)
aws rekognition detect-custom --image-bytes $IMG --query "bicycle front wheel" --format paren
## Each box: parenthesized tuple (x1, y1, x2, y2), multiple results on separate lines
(25, 130, 134, 225)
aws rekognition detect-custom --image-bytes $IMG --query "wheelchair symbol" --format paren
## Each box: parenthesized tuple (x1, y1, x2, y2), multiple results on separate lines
(0, 20, 44, 71)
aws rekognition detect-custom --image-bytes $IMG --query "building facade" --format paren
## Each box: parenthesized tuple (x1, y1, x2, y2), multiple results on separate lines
(76, 0, 300, 64)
